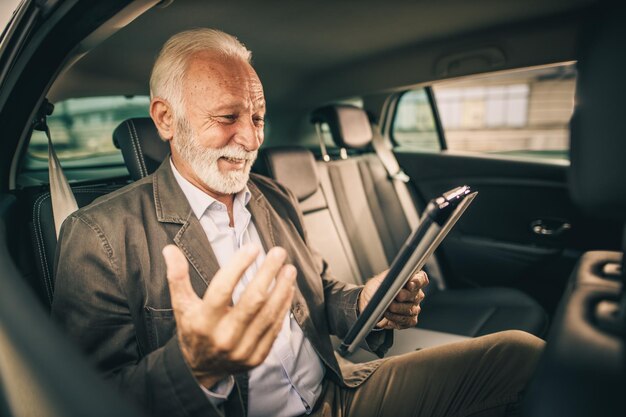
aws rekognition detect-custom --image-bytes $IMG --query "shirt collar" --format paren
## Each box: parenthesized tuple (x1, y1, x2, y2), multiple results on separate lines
(169, 158, 251, 219)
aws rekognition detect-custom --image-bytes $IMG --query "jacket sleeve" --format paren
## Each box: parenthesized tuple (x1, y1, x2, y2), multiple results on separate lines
(317, 252, 393, 357)
(51, 214, 244, 417)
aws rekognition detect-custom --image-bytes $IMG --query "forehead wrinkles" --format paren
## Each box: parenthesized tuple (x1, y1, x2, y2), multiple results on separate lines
(184, 53, 265, 111)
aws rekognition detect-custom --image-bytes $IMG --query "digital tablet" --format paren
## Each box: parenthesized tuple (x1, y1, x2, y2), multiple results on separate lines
(338, 185, 477, 357)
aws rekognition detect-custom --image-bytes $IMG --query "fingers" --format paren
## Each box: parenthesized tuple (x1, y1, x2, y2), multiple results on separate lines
(386, 286, 425, 329)
(221, 247, 293, 341)
(407, 270, 429, 290)
(165, 244, 296, 381)
(395, 287, 425, 303)
(393, 271, 427, 303)
(228, 264, 296, 365)
(239, 247, 288, 303)
(371, 270, 427, 329)
(387, 296, 423, 316)
(163, 245, 200, 314)
(395, 288, 415, 302)
(359, 269, 388, 312)
(248, 276, 295, 366)
(204, 244, 260, 308)
(228, 247, 288, 323)
(375, 317, 395, 329)
(384, 308, 420, 328)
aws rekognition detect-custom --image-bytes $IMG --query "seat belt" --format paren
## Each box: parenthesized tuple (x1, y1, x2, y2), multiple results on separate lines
(370, 123, 445, 289)
(370, 124, 420, 230)
(34, 100, 78, 238)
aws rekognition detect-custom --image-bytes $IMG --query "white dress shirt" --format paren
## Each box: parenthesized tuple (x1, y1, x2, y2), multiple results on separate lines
(171, 160, 325, 417)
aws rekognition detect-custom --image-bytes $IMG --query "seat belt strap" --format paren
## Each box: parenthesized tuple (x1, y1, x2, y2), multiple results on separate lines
(370, 124, 445, 289)
(370, 125, 420, 230)
(35, 100, 78, 238)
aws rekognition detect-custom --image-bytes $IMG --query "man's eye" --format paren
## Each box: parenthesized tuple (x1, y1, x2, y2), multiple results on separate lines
(218, 115, 237, 123)
(253, 117, 265, 127)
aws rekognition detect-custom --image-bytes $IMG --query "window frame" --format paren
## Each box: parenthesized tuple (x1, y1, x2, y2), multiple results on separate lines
(389, 64, 576, 163)
(389, 86, 447, 151)
(425, 86, 447, 151)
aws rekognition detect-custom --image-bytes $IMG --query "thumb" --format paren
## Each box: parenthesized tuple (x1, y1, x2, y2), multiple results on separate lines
(409, 270, 429, 289)
(162, 245, 199, 313)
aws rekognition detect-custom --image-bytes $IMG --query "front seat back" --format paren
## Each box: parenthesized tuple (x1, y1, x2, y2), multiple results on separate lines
(524, 4, 626, 417)
(1, 221, 141, 417)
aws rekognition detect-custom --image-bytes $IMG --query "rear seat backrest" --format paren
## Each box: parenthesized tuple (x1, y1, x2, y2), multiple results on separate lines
(325, 158, 389, 279)
(29, 184, 124, 309)
(29, 117, 167, 310)
(307, 104, 550, 337)
(358, 153, 414, 258)
(113, 118, 170, 181)
(255, 148, 362, 285)
(311, 104, 444, 290)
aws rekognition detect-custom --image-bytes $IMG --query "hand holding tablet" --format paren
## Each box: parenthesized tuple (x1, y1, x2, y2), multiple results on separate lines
(359, 270, 428, 330)
(339, 185, 477, 357)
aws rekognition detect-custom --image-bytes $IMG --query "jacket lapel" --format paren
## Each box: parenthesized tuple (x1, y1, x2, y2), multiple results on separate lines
(247, 181, 277, 251)
(152, 159, 220, 296)
(153, 162, 311, 329)
(247, 182, 311, 329)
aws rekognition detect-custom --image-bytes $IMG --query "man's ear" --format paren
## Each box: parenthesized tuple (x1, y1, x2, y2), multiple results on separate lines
(150, 98, 175, 142)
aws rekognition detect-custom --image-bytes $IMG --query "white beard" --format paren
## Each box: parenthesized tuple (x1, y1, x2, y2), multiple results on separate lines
(173, 118, 257, 195)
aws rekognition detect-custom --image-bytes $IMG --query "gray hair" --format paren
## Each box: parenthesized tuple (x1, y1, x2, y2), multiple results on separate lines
(150, 28, 252, 117)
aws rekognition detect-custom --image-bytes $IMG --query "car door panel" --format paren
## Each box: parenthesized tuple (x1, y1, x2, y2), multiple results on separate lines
(395, 150, 622, 312)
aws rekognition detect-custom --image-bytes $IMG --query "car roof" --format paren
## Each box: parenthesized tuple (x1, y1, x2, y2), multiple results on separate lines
(49, 0, 598, 106)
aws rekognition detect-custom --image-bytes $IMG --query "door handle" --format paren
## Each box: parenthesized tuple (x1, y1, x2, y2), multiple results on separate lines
(531, 219, 571, 236)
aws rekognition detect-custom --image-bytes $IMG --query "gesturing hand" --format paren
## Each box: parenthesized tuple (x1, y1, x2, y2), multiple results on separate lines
(358, 270, 428, 330)
(162, 244, 296, 389)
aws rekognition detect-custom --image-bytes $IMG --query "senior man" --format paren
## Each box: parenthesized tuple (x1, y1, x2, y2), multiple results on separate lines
(52, 29, 543, 417)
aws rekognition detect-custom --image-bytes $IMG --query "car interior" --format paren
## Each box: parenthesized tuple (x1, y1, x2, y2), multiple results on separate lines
(0, 0, 624, 416)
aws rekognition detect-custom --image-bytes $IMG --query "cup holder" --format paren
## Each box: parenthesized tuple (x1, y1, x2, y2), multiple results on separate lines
(594, 299, 624, 335)
(601, 262, 622, 281)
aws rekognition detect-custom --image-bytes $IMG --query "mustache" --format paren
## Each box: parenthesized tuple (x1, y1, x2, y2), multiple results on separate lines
(215, 145, 258, 161)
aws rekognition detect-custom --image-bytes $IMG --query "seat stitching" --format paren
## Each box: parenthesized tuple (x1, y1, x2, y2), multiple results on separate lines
(32, 188, 118, 306)
(33, 193, 53, 306)
(317, 180, 362, 282)
(129, 120, 149, 177)
(130, 120, 146, 177)
(327, 163, 376, 279)
(126, 120, 147, 178)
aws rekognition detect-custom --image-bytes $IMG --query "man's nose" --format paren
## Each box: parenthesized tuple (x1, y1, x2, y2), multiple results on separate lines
(233, 116, 262, 151)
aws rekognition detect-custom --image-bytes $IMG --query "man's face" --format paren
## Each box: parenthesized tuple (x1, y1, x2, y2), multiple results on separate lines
(171, 51, 266, 195)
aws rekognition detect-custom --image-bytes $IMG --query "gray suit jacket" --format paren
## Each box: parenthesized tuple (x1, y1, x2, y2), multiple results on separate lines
(52, 160, 391, 417)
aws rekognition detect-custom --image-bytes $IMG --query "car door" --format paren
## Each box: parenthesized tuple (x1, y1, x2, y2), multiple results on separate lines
(385, 64, 622, 314)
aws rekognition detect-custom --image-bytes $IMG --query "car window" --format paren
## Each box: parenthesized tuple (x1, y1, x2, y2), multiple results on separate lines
(392, 88, 440, 152)
(393, 63, 576, 161)
(24, 95, 150, 166)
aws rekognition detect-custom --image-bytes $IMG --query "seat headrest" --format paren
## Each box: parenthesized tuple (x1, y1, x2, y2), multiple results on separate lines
(113, 117, 170, 181)
(254, 147, 319, 201)
(311, 105, 373, 150)
(569, 5, 626, 221)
